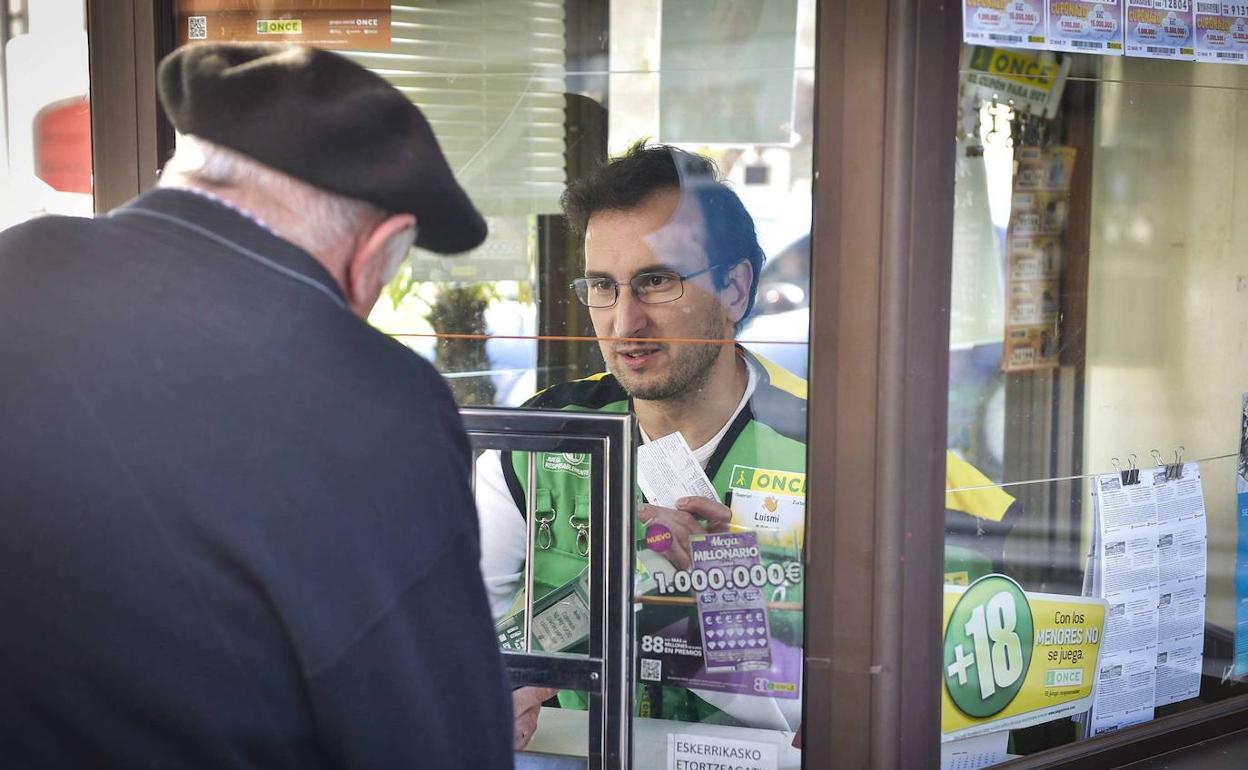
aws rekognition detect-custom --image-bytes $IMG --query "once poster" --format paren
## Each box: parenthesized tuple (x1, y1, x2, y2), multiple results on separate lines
(636, 463, 805, 708)
(960, 46, 1070, 120)
(177, 1, 392, 50)
(942, 575, 1107, 741)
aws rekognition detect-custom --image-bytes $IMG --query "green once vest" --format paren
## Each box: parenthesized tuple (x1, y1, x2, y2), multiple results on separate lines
(502, 350, 808, 724)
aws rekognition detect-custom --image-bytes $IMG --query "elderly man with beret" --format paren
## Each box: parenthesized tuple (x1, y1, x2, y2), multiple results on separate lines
(0, 44, 512, 768)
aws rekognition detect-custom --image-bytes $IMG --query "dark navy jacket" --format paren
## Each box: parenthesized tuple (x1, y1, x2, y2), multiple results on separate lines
(0, 189, 512, 769)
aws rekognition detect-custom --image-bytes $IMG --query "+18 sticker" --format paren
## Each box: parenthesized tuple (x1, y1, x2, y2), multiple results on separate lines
(944, 575, 1035, 718)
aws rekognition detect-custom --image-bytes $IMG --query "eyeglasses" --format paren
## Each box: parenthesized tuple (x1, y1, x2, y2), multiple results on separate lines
(570, 265, 717, 309)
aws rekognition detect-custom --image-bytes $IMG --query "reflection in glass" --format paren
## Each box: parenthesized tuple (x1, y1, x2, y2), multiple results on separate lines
(341, 1, 813, 762)
(1, 0, 93, 226)
(480, 141, 805, 717)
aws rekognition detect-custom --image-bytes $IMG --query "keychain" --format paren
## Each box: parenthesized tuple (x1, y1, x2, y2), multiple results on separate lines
(570, 495, 590, 557)
(535, 508, 555, 550)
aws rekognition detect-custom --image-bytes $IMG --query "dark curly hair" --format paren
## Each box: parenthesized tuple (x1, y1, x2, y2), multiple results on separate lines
(561, 141, 766, 322)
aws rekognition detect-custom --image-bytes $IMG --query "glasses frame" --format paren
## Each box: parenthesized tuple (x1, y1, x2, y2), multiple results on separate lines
(569, 264, 719, 309)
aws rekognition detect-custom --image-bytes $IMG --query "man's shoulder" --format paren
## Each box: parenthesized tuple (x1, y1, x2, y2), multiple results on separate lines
(522, 372, 629, 411)
(746, 350, 807, 401)
(0, 214, 98, 256)
(744, 351, 808, 445)
(1, 213, 95, 236)
(340, 332, 463, 427)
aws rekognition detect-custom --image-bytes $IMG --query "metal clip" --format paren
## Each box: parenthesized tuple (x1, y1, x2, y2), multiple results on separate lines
(534, 509, 555, 551)
(1113, 455, 1140, 486)
(1166, 446, 1186, 481)
(570, 495, 590, 557)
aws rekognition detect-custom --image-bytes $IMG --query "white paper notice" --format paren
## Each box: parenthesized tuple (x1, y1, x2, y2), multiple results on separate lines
(1155, 635, 1204, 706)
(637, 432, 718, 509)
(1085, 463, 1208, 733)
(668, 733, 777, 770)
(1088, 470, 1159, 736)
(1152, 462, 1207, 706)
(1092, 648, 1158, 733)
(940, 730, 1011, 770)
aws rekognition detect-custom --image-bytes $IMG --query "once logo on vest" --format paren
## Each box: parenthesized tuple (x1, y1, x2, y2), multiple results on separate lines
(729, 465, 806, 497)
(544, 452, 590, 478)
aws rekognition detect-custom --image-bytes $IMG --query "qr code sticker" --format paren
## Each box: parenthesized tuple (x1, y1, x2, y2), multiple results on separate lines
(640, 658, 661, 682)
(187, 16, 207, 40)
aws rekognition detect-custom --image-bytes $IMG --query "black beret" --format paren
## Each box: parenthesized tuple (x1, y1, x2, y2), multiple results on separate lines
(157, 43, 486, 255)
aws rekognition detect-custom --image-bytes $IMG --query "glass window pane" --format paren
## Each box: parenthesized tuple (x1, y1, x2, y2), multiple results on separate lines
(171, 1, 815, 762)
(943, 48, 1248, 765)
(1, 0, 94, 226)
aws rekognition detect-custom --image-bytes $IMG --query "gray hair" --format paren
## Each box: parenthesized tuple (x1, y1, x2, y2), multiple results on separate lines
(159, 134, 385, 258)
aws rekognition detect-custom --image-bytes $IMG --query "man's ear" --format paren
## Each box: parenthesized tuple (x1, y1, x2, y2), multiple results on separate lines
(345, 213, 417, 318)
(721, 258, 754, 325)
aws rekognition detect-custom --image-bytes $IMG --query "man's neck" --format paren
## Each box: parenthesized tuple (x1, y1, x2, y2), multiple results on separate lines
(634, 346, 747, 449)
(161, 180, 344, 268)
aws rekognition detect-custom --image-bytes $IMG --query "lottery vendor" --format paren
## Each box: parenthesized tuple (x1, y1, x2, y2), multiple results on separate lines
(475, 142, 809, 748)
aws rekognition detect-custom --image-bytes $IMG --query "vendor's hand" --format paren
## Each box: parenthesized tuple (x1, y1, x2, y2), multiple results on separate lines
(638, 497, 733, 570)
(512, 686, 559, 750)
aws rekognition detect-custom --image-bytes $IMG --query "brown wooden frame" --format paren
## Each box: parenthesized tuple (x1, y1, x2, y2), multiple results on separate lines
(86, 0, 172, 213)
(802, 0, 960, 765)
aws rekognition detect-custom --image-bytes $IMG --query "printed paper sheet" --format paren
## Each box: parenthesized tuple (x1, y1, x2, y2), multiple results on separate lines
(1047, 0, 1125, 55)
(1126, 0, 1196, 60)
(1234, 394, 1248, 676)
(1085, 463, 1207, 734)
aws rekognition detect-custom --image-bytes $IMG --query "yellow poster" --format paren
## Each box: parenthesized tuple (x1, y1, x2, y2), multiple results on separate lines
(961, 46, 1070, 119)
(942, 575, 1106, 741)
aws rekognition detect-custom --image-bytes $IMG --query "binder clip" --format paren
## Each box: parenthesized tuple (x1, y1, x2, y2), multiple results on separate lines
(1112, 455, 1140, 486)
(1165, 447, 1185, 481)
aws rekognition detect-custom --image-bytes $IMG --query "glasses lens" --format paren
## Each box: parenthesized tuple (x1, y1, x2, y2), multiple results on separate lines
(634, 272, 684, 304)
(573, 278, 618, 308)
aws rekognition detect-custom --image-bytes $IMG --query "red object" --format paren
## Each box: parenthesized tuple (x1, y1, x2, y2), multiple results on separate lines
(35, 97, 92, 194)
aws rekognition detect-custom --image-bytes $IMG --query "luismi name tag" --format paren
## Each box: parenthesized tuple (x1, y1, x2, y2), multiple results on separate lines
(729, 488, 804, 532)
(728, 465, 806, 538)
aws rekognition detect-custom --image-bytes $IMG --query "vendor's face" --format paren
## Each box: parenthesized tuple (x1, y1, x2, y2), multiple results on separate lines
(582, 190, 745, 402)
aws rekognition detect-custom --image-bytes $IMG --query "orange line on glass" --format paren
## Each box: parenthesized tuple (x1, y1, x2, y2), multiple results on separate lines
(388, 332, 808, 346)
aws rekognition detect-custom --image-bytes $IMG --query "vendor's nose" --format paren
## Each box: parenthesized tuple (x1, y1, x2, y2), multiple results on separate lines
(610, 284, 648, 339)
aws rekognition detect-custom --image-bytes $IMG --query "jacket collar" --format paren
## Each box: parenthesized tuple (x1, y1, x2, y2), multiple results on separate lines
(116, 187, 347, 307)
